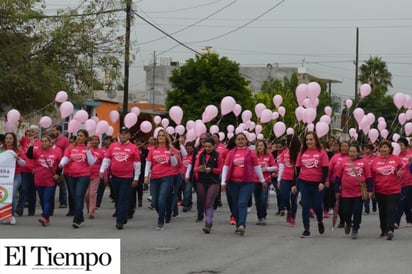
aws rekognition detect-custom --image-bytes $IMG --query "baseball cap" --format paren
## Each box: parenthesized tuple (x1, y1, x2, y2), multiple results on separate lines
(120, 126, 130, 133)
(29, 125, 40, 132)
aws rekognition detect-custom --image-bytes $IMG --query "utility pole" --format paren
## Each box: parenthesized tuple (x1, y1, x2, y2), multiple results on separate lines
(354, 27, 359, 100)
(122, 0, 132, 120)
(152, 51, 156, 111)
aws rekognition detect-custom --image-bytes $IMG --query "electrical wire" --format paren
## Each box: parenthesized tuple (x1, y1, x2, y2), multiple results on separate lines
(143, 0, 225, 13)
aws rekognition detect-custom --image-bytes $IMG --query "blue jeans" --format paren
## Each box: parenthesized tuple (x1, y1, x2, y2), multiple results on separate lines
(17, 172, 36, 215)
(12, 173, 23, 215)
(111, 175, 133, 225)
(227, 181, 255, 227)
(254, 183, 269, 219)
(96, 178, 105, 208)
(299, 179, 324, 229)
(279, 180, 298, 219)
(37, 186, 56, 219)
(341, 197, 363, 230)
(66, 176, 90, 224)
(57, 176, 68, 204)
(395, 186, 412, 225)
(151, 176, 173, 224)
(182, 180, 193, 208)
(171, 174, 183, 216)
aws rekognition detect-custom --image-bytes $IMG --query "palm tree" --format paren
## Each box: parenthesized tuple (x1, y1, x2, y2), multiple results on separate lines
(359, 56, 392, 94)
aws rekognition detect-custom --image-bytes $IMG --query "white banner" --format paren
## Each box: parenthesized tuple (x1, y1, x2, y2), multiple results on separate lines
(0, 239, 120, 274)
(0, 151, 16, 221)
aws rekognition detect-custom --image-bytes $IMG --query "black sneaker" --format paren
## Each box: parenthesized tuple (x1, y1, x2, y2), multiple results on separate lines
(351, 230, 358, 239)
(337, 222, 345, 228)
(386, 231, 394, 241)
(345, 223, 351, 235)
(318, 222, 325, 235)
(379, 233, 386, 239)
(300, 229, 311, 238)
(115, 223, 123, 230)
(72, 222, 80, 229)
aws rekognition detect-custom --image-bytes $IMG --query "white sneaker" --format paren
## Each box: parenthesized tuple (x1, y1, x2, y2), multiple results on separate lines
(10, 217, 16, 225)
(247, 207, 252, 213)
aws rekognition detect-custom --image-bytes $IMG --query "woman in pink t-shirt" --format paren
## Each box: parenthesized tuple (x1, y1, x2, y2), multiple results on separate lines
(296, 131, 329, 238)
(144, 129, 178, 230)
(371, 140, 402, 240)
(335, 144, 372, 239)
(221, 133, 266, 236)
(395, 137, 412, 227)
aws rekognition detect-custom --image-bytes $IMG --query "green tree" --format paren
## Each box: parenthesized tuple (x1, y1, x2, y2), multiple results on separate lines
(166, 53, 254, 127)
(357, 56, 396, 128)
(0, 0, 124, 114)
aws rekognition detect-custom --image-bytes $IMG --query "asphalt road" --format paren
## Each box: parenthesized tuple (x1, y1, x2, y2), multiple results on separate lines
(1, 189, 411, 274)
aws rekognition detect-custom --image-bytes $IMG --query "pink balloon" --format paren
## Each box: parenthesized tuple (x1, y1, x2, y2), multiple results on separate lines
(227, 125, 234, 133)
(272, 112, 279, 120)
(255, 125, 262, 135)
(286, 128, 294, 135)
(140, 121, 152, 133)
(4, 121, 15, 132)
(273, 121, 286, 138)
(260, 109, 272, 123)
(175, 125, 185, 135)
(60, 102, 74, 119)
(307, 82, 321, 101)
(349, 128, 357, 138)
(392, 134, 400, 142)
(307, 123, 314, 132)
(398, 113, 407, 125)
(39, 116, 52, 128)
(203, 105, 218, 123)
(55, 91, 68, 103)
(303, 98, 312, 108)
(7, 109, 20, 124)
(233, 104, 242, 117)
(366, 113, 375, 126)
(377, 121, 387, 131)
(368, 128, 379, 143)
(195, 122, 207, 137)
(186, 129, 196, 142)
(165, 126, 175, 135)
(249, 121, 256, 130)
(169, 106, 183, 125)
(220, 96, 236, 116)
(295, 84, 308, 106)
(124, 113, 137, 128)
(393, 92, 405, 110)
(315, 121, 329, 138)
(247, 133, 256, 142)
(392, 142, 400, 155)
(227, 132, 234, 139)
(345, 99, 353, 109)
(405, 122, 412, 136)
(324, 106, 332, 117)
(360, 84, 371, 98)
(353, 108, 365, 124)
(186, 120, 195, 130)
(406, 110, 412, 121)
(302, 108, 316, 124)
(273, 95, 283, 108)
(359, 117, 369, 131)
(404, 95, 412, 109)
(109, 110, 120, 123)
(254, 103, 266, 118)
(153, 115, 161, 125)
(380, 129, 389, 139)
(95, 120, 109, 135)
(67, 119, 80, 133)
(73, 110, 89, 123)
(319, 115, 331, 124)
(161, 118, 169, 128)
(278, 106, 286, 117)
(91, 116, 99, 123)
(241, 110, 252, 122)
(219, 132, 225, 141)
(106, 126, 114, 136)
(209, 125, 219, 134)
(257, 133, 264, 140)
(295, 107, 304, 122)
(131, 107, 140, 117)
(84, 119, 96, 132)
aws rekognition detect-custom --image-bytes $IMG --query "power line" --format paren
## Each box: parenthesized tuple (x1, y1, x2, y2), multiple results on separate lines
(133, 11, 202, 56)
(184, 0, 287, 43)
(143, 0, 225, 13)
(138, 0, 239, 45)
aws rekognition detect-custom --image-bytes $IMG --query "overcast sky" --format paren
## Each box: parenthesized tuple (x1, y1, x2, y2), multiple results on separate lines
(45, 0, 412, 100)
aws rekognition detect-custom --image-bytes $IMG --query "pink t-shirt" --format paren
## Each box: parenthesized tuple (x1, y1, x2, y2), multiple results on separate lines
(278, 148, 295, 181)
(147, 146, 177, 179)
(33, 147, 62, 187)
(64, 144, 91, 177)
(398, 150, 412, 187)
(105, 141, 140, 178)
(371, 154, 402, 195)
(328, 153, 349, 182)
(336, 157, 371, 198)
(224, 147, 259, 183)
(253, 153, 277, 183)
(181, 153, 192, 176)
(216, 143, 228, 161)
(296, 148, 329, 183)
(19, 137, 40, 173)
(90, 147, 105, 180)
(54, 135, 70, 153)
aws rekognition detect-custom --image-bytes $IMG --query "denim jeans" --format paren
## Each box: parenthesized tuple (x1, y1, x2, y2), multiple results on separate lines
(150, 176, 173, 224)
(57, 176, 68, 205)
(66, 176, 90, 224)
(12, 173, 23, 215)
(111, 175, 133, 225)
(299, 179, 324, 229)
(37, 186, 56, 219)
(395, 186, 412, 225)
(196, 182, 220, 225)
(171, 174, 183, 216)
(182, 180, 193, 208)
(375, 193, 400, 234)
(254, 183, 269, 219)
(227, 181, 255, 227)
(16, 172, 36, 215)
(96, 178, 105, 208)
(341, 197, 363, 230)
(279, 179, 298, 219)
